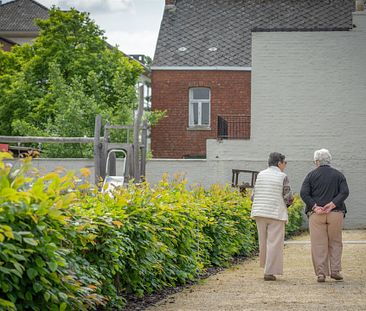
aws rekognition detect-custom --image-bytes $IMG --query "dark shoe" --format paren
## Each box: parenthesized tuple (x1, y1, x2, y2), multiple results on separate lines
(264, 274, 276, 281)
(317, 274, 326, 283)
(331, 272, 343, 281)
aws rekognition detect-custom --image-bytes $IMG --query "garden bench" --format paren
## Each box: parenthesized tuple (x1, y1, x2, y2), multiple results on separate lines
(231, 169, 259, 193)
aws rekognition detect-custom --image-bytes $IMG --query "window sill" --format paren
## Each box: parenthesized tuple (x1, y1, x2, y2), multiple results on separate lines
(187, 126, 211, 131)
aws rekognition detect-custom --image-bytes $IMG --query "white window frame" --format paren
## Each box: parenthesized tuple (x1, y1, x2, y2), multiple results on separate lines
(188, 88, 211, 128)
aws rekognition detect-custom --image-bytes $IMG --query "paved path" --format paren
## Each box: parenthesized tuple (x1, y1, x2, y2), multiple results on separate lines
(146, 230, 366, 311)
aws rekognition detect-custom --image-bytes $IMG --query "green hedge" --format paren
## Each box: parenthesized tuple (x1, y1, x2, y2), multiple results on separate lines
(286, 196, 305, 237)
(0, 154, 304, 310)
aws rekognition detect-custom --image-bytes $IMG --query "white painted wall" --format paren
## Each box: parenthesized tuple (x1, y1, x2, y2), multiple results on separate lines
(6, 158, 96, 184)
(145, 159, 264, 187)
(208, 12, 366, 228)
(7, 158, 261, 189)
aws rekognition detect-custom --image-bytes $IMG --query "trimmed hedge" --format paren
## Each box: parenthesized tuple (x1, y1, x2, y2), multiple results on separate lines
(286, 196, 305, 237)
(0, 154, 304, 310)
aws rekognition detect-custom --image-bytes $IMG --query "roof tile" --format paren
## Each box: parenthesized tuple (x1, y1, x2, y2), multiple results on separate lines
(0, 0, 49, 32)
(153, 0, 354, 67)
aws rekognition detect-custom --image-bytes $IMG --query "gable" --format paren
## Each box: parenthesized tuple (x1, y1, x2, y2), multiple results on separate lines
(153, 0, 354, 68)
(0, 0, 49, 32)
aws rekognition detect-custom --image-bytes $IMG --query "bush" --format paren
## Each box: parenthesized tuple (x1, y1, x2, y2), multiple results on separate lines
(0, 153, 105, 311)
(286, 196, 304, 237)
(0, 155, 304, 310)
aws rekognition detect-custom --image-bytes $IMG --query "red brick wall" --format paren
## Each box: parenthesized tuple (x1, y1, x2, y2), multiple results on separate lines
(151, 70, 251, 158)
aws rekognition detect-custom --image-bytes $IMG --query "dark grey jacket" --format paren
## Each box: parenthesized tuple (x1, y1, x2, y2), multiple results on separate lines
(300, 165, 349, 215)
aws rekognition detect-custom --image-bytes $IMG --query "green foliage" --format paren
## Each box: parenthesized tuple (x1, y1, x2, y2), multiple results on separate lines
(0, 156, 304, 310)
(0, 153, 106, 310)
(286, 195, 304, 237)
(143, 109, 167, 127)
(0, 8, 143, 157)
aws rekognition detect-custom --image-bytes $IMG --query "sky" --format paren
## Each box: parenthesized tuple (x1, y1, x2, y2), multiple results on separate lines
(5, 0, 165, 58)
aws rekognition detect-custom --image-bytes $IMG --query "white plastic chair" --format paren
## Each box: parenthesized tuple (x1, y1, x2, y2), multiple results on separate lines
(102, 149, 127, 194)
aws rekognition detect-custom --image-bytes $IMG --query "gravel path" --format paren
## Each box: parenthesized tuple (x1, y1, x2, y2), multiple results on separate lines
(146, 230, 366, 311)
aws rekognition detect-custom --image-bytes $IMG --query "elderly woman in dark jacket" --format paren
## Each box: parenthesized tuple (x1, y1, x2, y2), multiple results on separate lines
(300, 149, 349, 283)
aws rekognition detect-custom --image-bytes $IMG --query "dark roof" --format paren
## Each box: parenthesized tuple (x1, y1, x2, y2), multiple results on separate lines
(153, 0, 354, 67)
(0, 0, 49, 32)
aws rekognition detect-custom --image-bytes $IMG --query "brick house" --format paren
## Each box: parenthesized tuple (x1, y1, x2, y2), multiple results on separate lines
(0, 0, 49, 49)
(151, 0, 353, 159)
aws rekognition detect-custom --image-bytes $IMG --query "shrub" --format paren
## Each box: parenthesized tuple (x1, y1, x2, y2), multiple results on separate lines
(0, 153, 105, 310)
(286, 196, 304, 237)
(0, 155, 304, 310)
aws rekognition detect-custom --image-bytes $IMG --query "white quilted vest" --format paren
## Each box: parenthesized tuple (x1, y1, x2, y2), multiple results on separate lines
(251, 166, 288, 221)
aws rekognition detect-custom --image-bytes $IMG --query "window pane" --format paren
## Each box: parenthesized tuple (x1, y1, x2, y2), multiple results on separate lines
(202, 102, 210, 125)
(193, 102, 199, 125)
(192, 88, 210, 100)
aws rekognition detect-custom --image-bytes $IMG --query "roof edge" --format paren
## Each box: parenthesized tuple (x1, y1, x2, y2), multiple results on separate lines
(151, 66, 252, 71)
(0, 31, 39, 36)
(0, 0, 49, 11)
(0, 36, 17, 44)
(29, 0, 49, 11)
(252, 27, 352, 32)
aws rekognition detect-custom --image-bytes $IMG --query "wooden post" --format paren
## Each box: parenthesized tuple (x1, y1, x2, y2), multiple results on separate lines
(133, 85, 144, 182)
(94, 115, 102, 185)
(102, 124, 116, 176)
(140, 120, 148, 179)
(109, 152, 116, 176)
(126, 145, 134, 181)
(101, 122, 109, 181)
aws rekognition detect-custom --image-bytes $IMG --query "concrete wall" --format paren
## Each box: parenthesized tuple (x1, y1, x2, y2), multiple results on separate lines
(6, 158, 96, 184)
(145, 158, 263, 187)
(7, 158, 260, 189)
(207, 12, 366, 228)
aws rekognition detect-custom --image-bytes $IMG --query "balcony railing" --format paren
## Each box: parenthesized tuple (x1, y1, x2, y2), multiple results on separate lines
(217, 114, 250, 139)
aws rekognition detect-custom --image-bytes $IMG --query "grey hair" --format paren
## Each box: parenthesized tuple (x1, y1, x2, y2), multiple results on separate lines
(314, 148, 332, 165)
(268, 152, 286, 167)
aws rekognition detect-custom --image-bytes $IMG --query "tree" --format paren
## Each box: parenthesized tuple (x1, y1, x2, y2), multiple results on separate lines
(0, 8, 143, 157)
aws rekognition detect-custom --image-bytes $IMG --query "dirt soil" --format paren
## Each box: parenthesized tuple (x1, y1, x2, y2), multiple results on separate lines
(146, 230, 366, 311)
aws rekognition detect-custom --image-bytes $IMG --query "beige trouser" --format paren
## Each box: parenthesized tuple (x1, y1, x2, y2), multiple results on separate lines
(255, 217, 285, 275)
(309, 212, 344, 276)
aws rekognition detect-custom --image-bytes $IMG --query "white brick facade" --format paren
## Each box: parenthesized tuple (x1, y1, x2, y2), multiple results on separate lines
(208, 12, 366, 228)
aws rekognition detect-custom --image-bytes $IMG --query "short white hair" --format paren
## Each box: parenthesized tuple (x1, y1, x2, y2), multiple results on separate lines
(314, 148, 332, 165)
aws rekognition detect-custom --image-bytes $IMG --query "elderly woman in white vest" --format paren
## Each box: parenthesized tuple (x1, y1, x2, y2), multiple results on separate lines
(251, 152, 293, 281)
(300, 149, 349, 283)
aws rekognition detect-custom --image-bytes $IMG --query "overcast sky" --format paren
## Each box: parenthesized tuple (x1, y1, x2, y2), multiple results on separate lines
(6, 0, 165, 57)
